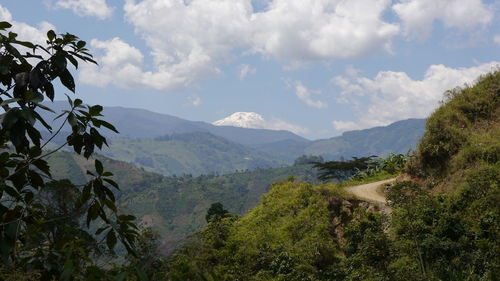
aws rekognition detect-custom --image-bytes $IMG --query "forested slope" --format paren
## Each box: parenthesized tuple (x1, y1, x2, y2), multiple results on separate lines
(165, 71, 499, 280)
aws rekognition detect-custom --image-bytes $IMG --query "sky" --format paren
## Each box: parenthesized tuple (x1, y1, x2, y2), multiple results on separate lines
(1, 0, 499, 140)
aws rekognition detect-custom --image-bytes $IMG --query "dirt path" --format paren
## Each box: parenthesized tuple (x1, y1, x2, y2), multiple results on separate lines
(346, 178, 396, 204)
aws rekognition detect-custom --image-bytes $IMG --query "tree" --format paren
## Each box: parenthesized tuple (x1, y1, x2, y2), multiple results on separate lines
(313, 156, 377, 181)
(205, 202, 230, 222)
(0, 21, 138, 278)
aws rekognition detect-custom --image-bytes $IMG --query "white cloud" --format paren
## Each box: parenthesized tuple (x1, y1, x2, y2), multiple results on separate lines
(393, 0, 493, 41)
(0, 5, 55, 46)
(80, 37, 211, 89)
(251, 0, 399, 62)
(332, 61, 499, 132)
(239, 64, 256, 79)
(293, 81, 327, 109)
(118, 0, 399, 90)
(79, 38, 145, 88)
(494, 35, 500, 45)
(54, 0, 114, 20)
(213, 112, 308, 135)
(188, 95, 202, 106)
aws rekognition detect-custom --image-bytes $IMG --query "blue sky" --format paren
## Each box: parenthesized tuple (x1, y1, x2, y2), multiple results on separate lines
(1, 0, 499, 139)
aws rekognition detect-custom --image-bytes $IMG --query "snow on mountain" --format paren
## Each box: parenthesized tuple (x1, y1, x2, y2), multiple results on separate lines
(213, 112, 308, 135)
(213, 112, 266, 129)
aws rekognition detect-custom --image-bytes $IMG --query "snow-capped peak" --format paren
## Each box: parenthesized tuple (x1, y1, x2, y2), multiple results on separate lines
(213, 112, 266, 129)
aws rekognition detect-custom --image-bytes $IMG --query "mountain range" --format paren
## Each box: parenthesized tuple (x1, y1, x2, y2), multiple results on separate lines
(44, 101, 426, 176)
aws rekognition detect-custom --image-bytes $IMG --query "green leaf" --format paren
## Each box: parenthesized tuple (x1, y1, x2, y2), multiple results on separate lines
(0, 21, 12, 30)
(118, 215, 136, 221)
(65, 94, 73, 107)
(89, 105, 103, 116)
(95, 159, 103, 175)
(28, 170, 44, 189)
(95, 226, 109, 236)
(66, 54, 78, 69)
(2, 108, 19, 128)
(76, 40, 86, 49)
(74, 98, 83, 107)
(94, 119, 119, 133)
(13, 40, 35, 49)
(106, 230, 117, 250)
(32, 159, 51, 177)
(68, 112, 77, 127)
(35, 103, 55, 113)
(0, 98, 21, 106)
(44, 82, 54, 101)
(47, 30, 56, 41)
(103, 178, 119, 190)
(59, 68, 75, 92)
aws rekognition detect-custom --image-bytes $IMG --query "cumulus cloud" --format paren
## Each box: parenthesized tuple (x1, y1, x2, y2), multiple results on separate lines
(0, 5, 55, 45)
(109, 0, 400, 90)
(293, 81, 327, 109)
(79, 37, 212, 89)
(79, 38, 145, 88)
(239, 64, 256, 79)
(331, 61, 499, 132)
(393, 0, 493, 41)
(251, 0, 399, 62)
(213, 112, 309, 135)
(54, 0, 114, 19)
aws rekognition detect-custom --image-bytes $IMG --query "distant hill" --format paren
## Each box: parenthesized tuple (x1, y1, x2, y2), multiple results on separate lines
(302, 118, 426, 160)
(42, 101, 426, 176)
(254, 118, 426, 161)
(102, 132, 286, 176)
(43, 102, 308, 146)
(47, 151, 319, 252)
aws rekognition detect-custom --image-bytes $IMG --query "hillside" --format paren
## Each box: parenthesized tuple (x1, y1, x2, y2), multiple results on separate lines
(165, 72, 499, 280)
(102, 132, 286, 176)
(43, 101, 308, 146)
(303, 118, 426, 160)
(46, 151, 320, 252)
(102, 119, 425, 176)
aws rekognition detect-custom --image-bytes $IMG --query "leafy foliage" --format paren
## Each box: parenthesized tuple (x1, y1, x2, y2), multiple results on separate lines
(0, 22, 139, 279)
(313, 156, 377, 181)
(407, 70, 500, 188)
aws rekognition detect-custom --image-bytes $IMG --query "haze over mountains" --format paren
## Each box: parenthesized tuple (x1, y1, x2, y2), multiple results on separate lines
(45, 101, 426, 176)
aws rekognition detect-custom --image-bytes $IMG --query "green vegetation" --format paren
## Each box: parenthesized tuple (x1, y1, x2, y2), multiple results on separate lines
(119, 164, 320, 250)
(102, 132, 285, 176)
(165, 72, 499, 280)
(46, 150, 321, 251)
(0, 23, 143, 280)
(407, 71, 499, 192)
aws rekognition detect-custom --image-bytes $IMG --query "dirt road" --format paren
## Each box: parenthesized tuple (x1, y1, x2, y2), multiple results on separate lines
(346, 178, 396, 204)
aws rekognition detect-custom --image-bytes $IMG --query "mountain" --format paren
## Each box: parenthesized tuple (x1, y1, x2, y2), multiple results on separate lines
(42, 101, 426, 176)
(213, 112, 267, 128)
(102, 132, 286, 176)
(303, 118, 426, 160)
(255, 118, 426, 161)
(43, 102, 308, 146)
